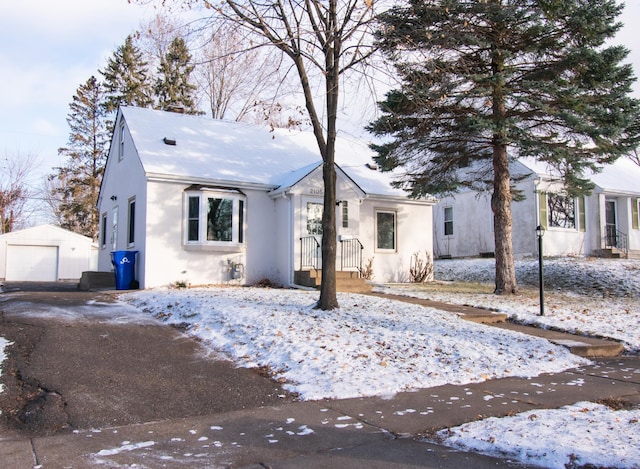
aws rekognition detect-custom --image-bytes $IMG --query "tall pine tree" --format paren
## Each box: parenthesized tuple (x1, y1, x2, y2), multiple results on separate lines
(51, 76, 110, 239)
(101, 35, 153, 114)
(369, 0, 640, 294)
(155, 37, 201, 114)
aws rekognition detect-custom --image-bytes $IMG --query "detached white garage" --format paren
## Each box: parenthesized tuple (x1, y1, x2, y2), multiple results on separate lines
(0, 225, 97, 282)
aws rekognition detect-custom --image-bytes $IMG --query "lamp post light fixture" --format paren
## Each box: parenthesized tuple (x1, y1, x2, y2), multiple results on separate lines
(536, 225, 545, 316)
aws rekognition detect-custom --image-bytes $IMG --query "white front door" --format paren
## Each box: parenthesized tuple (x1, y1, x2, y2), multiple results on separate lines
(301, 199, 323, 269)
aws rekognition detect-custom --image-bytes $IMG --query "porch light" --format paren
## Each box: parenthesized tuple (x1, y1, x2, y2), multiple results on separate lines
(536, 225, 545, 316)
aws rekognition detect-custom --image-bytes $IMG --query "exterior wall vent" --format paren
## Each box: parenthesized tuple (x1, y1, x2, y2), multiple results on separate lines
(163, 137, 177, 146)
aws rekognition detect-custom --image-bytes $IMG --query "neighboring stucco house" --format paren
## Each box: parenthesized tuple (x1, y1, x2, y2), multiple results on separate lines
(0, 224, 97, 281)
(434, 157, 640, 259)
(97, 106, 435, 289)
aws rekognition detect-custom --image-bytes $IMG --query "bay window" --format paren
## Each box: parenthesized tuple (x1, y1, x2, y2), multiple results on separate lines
(185, 189, 245, 249)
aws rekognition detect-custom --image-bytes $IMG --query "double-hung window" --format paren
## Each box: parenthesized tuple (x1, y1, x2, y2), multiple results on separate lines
(444, 206, 454, 236)
(185, 188, 245, 250)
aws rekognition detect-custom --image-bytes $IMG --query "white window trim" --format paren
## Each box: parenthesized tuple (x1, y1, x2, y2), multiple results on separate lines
(100, 213, 107, 249)
(127, 197, 136, 247)
(183, 190, 246, 252)
(118, 123, 125, 161)
(375, 208, 397, 252)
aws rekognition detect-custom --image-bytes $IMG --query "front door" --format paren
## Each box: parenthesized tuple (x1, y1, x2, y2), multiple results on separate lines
(300, 199, 323, 269)
(605, 200, 617, 247)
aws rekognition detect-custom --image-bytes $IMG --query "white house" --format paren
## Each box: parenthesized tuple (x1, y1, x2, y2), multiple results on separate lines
(97, 106, 435, 289)
(434, 157, 640, 259)
(0, 224, 97, 281)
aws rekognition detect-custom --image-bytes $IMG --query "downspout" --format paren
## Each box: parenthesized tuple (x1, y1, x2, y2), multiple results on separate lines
(286, 191, 295, 287)
(273, 190, 295, 287)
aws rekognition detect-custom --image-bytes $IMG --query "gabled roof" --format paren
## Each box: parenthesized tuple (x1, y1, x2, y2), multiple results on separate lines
(0, 224, 92, 242)
(519, 156, 640, 196)
(119, 106, 407, 198)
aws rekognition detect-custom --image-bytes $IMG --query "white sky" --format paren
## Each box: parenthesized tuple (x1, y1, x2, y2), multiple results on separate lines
(1, 1, 639, 185)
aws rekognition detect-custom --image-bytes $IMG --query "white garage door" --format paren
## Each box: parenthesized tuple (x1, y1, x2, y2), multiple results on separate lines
(6, 245, 59, 281)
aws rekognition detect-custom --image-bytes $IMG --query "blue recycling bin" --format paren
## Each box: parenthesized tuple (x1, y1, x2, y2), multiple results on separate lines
(111, 251, 138, 290)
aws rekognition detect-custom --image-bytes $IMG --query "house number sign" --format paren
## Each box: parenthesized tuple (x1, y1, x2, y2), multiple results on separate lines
(310, 188, 324, 195)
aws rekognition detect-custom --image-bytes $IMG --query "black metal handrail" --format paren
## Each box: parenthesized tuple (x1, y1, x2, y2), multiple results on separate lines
(300, 236, 321, 271)
(340, 237, 364, 273)
(605, 226, 628, 257)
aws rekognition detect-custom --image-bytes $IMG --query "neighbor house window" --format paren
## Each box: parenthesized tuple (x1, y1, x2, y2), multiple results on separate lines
(539, 192, 585, 231)
(376, 209, 396, 251)
(342, 201, 349, 228)
(547, 193, 576, 229)
(444, 206, 454, 236)
(100, 213, 107, 248)
(633, 198, 639, 230)
(127, 198, 136, 246)
(185, 189, 245, 248)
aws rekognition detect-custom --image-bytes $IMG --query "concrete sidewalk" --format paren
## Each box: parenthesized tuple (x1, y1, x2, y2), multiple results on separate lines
(2, 357, 639, 468)
(368, 291, 625, 357)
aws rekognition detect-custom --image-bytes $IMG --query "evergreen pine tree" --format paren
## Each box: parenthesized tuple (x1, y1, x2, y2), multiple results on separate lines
(50, 76, 109, 239)
(154, 37, 200, 114)
(369, 0, 640, 294)
(101, 35, 153, 114)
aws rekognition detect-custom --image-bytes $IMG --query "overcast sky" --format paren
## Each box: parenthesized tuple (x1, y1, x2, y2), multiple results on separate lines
(1, 1, 639, 186)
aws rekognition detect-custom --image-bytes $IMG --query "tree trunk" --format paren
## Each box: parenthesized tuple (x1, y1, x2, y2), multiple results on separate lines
(492, 143, 518, 294)
(316, 2, 340, 310)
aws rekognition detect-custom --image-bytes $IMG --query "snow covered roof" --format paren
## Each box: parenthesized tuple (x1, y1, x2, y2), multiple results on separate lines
(519, 156, 640, 195)
(120, 106, 407, 198)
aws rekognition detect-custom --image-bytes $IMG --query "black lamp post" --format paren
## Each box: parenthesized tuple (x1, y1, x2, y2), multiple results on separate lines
(536, 225, 545, 316)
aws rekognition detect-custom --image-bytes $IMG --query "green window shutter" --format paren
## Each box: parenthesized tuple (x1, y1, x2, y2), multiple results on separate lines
(633, 198, 639, 230)
(538, 192, 548, 229)
(578, 196, 586, 232)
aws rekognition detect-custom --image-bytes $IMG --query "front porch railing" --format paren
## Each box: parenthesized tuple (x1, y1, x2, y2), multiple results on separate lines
(299, 236, 364, 274)
(605, 226, 628, 257)
(340, 237, 364, 274)
(299, 236, 321, 271)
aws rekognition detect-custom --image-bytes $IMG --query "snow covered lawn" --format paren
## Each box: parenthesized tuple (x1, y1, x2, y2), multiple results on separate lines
(124, 287, 587, 401)
(437, 401, 640, 469)
(380, 257, 640, 352)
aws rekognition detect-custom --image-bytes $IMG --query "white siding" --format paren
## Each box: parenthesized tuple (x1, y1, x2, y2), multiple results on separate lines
(0, 225, 94, 281)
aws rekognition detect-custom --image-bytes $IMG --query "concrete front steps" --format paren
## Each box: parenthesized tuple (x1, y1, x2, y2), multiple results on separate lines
(294, 270, 372, 293)
(595, 248, 640, 259)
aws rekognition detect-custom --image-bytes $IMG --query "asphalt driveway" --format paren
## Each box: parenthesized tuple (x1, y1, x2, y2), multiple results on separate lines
(0, 282, 296, 437)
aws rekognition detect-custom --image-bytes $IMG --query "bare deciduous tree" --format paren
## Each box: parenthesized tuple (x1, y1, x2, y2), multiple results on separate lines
(195, 24, 291, 121)
(0, 152, 39, 233)
(214, 0, 378, 309)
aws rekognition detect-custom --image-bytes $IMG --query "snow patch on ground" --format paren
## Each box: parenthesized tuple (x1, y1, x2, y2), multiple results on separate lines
(438, 401, 640, 469)
(123, 287, 587, 401)
(379, 257, 640, 352)
(0, 337, 11, 394)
